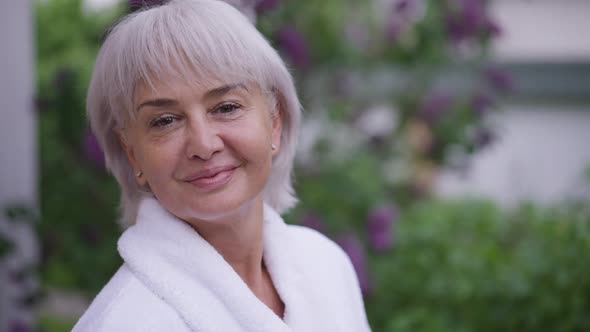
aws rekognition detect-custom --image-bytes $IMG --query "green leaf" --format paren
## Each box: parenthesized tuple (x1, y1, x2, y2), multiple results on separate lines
(4, 203, 37, 224)
(0, 236, 14, 257)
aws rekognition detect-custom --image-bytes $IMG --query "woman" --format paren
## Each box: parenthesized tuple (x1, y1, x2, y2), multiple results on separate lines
(73, 0, 371, 331)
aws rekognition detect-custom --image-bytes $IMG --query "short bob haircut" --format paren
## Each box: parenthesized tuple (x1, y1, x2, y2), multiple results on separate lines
(87, 0, 301, 226)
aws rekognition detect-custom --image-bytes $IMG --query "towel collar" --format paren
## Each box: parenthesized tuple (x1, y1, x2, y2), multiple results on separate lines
(118, 197, 308, 331)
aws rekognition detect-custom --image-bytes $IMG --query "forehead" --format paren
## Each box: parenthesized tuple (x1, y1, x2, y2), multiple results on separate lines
(133, 75, 262, 104)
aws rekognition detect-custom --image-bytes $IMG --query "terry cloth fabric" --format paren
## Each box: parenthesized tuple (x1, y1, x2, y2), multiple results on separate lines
(73, 197, 372, 331)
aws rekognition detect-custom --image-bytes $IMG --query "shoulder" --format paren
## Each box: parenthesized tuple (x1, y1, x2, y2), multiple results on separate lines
(286, 225, 349, 263)
(285, 225, 372, 331)
(73, 264, 188, 332)
(265, 204, 348, 265)
(285, 225, 357, 282)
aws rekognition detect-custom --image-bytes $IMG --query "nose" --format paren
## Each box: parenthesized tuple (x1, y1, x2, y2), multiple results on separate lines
(185, 116, 223, 161)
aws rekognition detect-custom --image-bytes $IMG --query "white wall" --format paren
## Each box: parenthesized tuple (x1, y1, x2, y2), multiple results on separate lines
(0, 0, 38, 330)
(437, 104, 590, 207)
(438, 1, 590, 205)
(491, 0, 590, 62)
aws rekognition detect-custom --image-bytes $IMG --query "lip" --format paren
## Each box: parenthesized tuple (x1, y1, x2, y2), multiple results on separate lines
(183, 165, 239, 190)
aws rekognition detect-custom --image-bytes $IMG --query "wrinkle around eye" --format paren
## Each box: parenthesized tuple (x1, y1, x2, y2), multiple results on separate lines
(209, 102, 246, 120)
(148, 114, 183, 129)
(215, 103, 241, 114)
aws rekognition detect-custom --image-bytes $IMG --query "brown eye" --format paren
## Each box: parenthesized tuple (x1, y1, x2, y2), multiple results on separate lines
(214, 103, 240, 115)
(150, 115, 177, 128)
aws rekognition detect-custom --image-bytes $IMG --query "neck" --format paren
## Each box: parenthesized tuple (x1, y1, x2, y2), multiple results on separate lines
(186, 197, 285, 318)
(189, 198, 265, 289)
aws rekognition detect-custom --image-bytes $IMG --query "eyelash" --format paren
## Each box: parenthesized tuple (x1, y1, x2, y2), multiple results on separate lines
(150, 115, 178, 128)
(213, 103, 241, 115)
(148, 103, 242, 128)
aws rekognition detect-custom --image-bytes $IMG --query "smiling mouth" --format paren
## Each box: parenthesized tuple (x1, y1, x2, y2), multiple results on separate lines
(185, 166, 238, 190)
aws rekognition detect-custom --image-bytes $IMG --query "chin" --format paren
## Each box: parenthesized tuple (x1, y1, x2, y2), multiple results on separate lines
(153, 168, 268, 224)
(172, 192, 261, 224)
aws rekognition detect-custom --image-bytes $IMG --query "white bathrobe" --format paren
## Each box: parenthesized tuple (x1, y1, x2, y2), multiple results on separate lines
(73, 197, 372, 331)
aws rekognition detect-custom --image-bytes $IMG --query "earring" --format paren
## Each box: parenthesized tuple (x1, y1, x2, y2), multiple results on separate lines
(271, 144, 277, 151)
(136, 171, 143, 177)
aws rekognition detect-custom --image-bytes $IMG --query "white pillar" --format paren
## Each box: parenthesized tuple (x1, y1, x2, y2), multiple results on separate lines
(491, 0, 590, 62)
(0, 0, 38, 330)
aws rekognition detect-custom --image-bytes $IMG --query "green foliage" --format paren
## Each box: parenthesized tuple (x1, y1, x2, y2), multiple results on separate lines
(4, 203, 38, 224)
(35, 1, 586, 331)
(39, 314, 76, 332)
(37, 0, 124, 294)
(366, 200, 590, 332)
(0, 236, 14, 257)
(39, 101, 122, 292)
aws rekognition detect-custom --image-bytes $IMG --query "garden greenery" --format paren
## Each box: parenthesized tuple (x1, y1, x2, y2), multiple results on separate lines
(34, 0, 589, 331)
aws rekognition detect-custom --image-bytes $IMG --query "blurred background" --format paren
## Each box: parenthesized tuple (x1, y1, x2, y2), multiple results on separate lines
(1, 0, 589, 331)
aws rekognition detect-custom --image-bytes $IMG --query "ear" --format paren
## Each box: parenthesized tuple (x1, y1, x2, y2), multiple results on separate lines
(271, 108, 283, 158)
(118, 131, 147, 186)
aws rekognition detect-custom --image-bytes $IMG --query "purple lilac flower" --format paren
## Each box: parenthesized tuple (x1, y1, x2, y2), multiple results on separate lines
(277, 26, 311, 69)
(446, 0, 490, 43)
(41, 231, 61, 265)
(367, 206, 398, 252)
(395, 0, 411, 13)
(34, 96, 50, 113)
(474, 126, 495, 149)
(255, 0, 280, 14)
(482, 17, 502, 38)
(81, 224, 102, 247)
(336, 233, 371, 297)
(52, 68, 74, 92)
(419, 92, 453, 124)
(446, 16, 466, 42)
(84, 131, 105, 169)
(9, 268, 26, 285)
(10, 321, 29, 332)
(386, 0, 426, 42)
(470, 93, 494, 117)
(460, 0, 486, 32)
(301, 213, 325, 233)
(484, 67, 514, 92)
(386, 19, 404, 42)
(395, 0, 426, 19)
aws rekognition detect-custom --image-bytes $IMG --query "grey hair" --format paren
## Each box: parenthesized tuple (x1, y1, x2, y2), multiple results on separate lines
(87, 0, 301, 226)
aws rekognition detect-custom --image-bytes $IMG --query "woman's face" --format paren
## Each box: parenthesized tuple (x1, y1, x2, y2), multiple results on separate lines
(122, 78, 282, 223)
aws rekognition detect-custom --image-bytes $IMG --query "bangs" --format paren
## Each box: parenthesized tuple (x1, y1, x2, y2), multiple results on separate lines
(88, 0, 301, 223)
(102, 0, 272, 124)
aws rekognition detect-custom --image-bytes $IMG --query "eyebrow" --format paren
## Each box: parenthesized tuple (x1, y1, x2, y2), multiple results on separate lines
(136, 98, 179, 113)
(204, 83, 249, 99)
(135, 83, 249, 113)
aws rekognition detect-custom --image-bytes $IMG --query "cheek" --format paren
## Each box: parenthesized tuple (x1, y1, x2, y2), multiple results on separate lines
(226, 118, 273, 162)
(137, 135, 183, 179)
